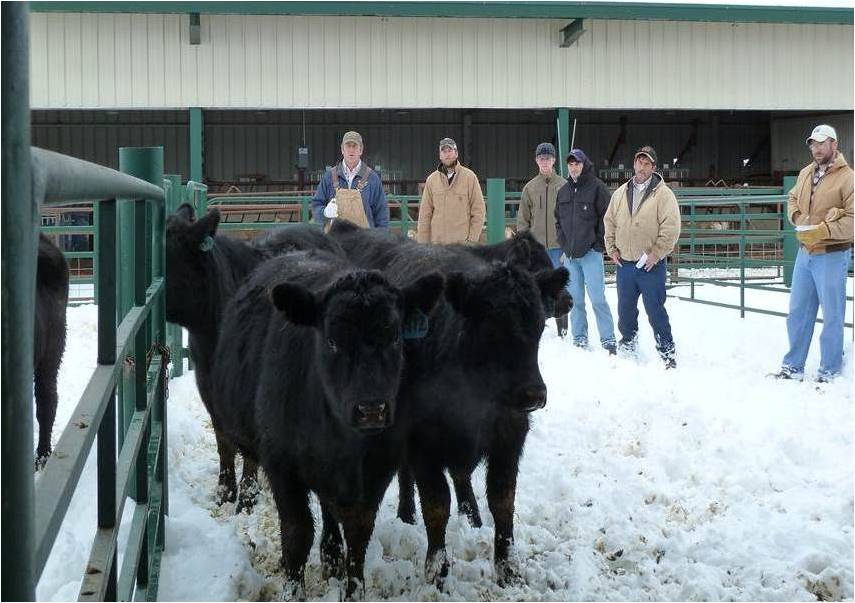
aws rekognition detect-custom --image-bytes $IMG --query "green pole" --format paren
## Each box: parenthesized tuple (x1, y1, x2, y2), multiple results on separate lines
(189, 108, 203, 183)
(1, 3, 36, 600)
(782, 176, 797, 287)
(556, 108, 570, 178)
(164, 175, 183, 378)
(486, 178, 506, 244)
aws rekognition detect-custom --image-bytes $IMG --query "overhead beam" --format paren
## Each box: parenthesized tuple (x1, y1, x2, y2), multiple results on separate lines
(29, 2, 854, 25)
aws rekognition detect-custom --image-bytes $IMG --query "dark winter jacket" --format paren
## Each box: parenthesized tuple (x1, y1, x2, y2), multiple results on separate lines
(554, 160, 611, 259)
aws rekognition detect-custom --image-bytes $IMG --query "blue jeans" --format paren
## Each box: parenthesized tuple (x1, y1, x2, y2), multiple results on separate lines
(616, 259, 674, 358)
(782, 247, 850, 377)
(559, 249, 616, 347)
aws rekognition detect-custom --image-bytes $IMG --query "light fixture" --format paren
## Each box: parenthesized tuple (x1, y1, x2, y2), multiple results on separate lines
(189, 13, 201, 45)
(559, 19, 586, 47)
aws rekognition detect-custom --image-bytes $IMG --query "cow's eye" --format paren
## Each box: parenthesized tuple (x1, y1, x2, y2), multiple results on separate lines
(327, 338, 338, 353)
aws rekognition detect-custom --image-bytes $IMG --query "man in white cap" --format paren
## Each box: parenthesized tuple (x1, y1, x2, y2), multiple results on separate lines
(417, 137, 485, 244)
(312, 130, 389, 229)
(772, 124, 853, 383)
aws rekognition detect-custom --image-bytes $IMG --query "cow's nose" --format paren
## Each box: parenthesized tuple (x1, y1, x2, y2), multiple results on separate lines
(522, 384, 547, 412)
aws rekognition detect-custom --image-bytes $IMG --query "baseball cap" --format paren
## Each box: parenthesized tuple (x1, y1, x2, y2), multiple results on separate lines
(566, 148, 588, 164)
(439, 137, 457, 151)
(806, 124, 837, 145)
(535, 142, 556, 158)
(341, 131, 363, 146)
(634, 145, 657, 164)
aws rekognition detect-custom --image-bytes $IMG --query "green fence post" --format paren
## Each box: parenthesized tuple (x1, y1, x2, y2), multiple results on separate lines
(301, 196, 310, 223)
(1, 2, 36, 599)
(189, 107, 203, 183)
(93, 202, 99, 300)
(556, 108, 570, 179)
(95, 198, 118, 601)
(782, 175, 797, 287)
(401, 198, 410, 236)
(486, 179, 506, 244)
(164, 175, 183, 378)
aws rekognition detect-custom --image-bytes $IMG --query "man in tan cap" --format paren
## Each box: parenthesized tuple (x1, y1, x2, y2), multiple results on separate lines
(417, 137, 485, 244)
(312, 131, 389, 228)
(604, 145, 681, 368)
(772, 124, 853, 383)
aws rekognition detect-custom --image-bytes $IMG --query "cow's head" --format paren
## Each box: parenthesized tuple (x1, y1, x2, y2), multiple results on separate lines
(165, 203, 223, 328)
(270, 270, 444, 434)
(509, 231, 573, 318)
(445, 241, 568, 413)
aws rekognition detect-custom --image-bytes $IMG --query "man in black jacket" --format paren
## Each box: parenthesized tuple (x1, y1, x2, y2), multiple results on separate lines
(555, 149, 616, 353)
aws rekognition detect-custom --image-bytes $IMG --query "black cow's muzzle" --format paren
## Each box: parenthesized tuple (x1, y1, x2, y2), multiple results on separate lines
(352, 400, 393, 433)
(518, 384, 547, 413)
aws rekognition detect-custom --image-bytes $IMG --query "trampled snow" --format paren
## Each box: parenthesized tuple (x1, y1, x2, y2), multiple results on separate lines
(36, 280, 854, 601)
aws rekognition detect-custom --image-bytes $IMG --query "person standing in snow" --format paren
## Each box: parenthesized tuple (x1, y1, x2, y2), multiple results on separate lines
(517, 142, 569, 336)
(554, 148, 616, 353)
(417, 137, 486, 245)
(604, 145, 681, 368)
(772, 124, 853, 383)
(312, 130, 389, 229)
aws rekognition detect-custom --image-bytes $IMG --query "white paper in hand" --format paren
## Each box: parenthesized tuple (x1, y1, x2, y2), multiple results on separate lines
(323, 198, 338, 219)
(795, 225, 818, 232)
(635, 253, 648, 269)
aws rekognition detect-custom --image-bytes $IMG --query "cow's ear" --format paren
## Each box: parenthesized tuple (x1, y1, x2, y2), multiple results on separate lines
(445, 271, 478, 318)
(402, 272, 444, 315)
(174, 202, 196, 222)
(269, 282, 319, 326)
(507, 238, 531, 268)
(536, 266, 569, 299)
(192, 208, 221, 240)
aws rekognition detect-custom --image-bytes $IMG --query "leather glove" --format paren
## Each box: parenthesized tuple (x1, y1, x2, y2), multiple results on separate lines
(323, 198, 338, 219)
(825, 207, 845, 222)
(795, 222, 830, 247)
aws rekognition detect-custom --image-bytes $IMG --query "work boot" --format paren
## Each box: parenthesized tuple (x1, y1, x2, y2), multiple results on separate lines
(768, 367, 804, 382)
(618, 337, 637, 355)
(603, 342, 617, 356)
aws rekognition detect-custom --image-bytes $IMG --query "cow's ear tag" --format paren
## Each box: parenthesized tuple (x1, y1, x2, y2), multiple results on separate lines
(199, 236, 214, 252)
(402, 309, 429, 340)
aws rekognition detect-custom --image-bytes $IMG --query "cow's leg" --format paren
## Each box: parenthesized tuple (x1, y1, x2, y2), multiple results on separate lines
(413, 463, 451, 589)
(214, 430, 237, 505)
(396, 465, 417, 524)
(486, 426, 527, 587)
(268, 471, 313, 596)
(450, 467, 482, 528)
(339, 504, 378, 600)
(34, 364, 60, 469)
(320, 503, 345, 581)
(236, 456, 259, 513)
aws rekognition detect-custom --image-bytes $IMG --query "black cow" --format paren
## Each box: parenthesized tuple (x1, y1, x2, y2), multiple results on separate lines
(210, 248, 444, 598)
(419, 229, 573, 528)
(165, 203, 342, 510)
(34, 234, 70, 469)
(327, 222, 568, 588)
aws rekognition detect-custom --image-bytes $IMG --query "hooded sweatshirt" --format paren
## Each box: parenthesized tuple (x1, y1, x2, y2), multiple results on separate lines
(554, 158, 611, 259)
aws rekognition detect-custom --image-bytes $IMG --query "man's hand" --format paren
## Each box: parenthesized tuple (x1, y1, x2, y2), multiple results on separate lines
(610, 250, 622, 266)
(643, 252, 660, 272)
(796, 222, 830, 247)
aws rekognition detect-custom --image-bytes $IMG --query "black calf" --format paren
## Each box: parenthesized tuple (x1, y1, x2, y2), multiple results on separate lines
(34, 234, 70, 468)
(210, 249, 444, 597)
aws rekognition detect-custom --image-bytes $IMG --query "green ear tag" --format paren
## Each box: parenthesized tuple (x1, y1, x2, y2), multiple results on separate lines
(199, 236, 214, 252)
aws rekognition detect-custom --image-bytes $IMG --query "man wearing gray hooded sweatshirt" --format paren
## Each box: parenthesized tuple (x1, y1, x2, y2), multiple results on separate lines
(555, 148, 616, 354)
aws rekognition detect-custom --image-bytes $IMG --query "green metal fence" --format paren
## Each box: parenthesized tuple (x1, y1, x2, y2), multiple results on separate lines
(1, 37, 171, 596)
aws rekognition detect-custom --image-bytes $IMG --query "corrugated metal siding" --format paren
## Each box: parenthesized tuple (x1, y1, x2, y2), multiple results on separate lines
(31, 110, 189, 175)
(771, 113, 854, 173)
(29, 13, 854, 110)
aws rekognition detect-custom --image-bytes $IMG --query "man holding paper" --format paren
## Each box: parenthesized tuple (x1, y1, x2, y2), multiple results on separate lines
(773, 124, 853, 383)
(604, 145, 681, 368)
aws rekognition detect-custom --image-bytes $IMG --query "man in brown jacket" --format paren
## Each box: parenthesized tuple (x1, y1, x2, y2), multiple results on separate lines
(773, 124, 853, 383)
(417, 138, 486, 245)
(518, 142, 569, 335)
(604, 145, 681, 368)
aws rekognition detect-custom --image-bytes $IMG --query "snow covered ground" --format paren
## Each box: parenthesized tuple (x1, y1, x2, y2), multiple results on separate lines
(37, 280, 854, 601)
